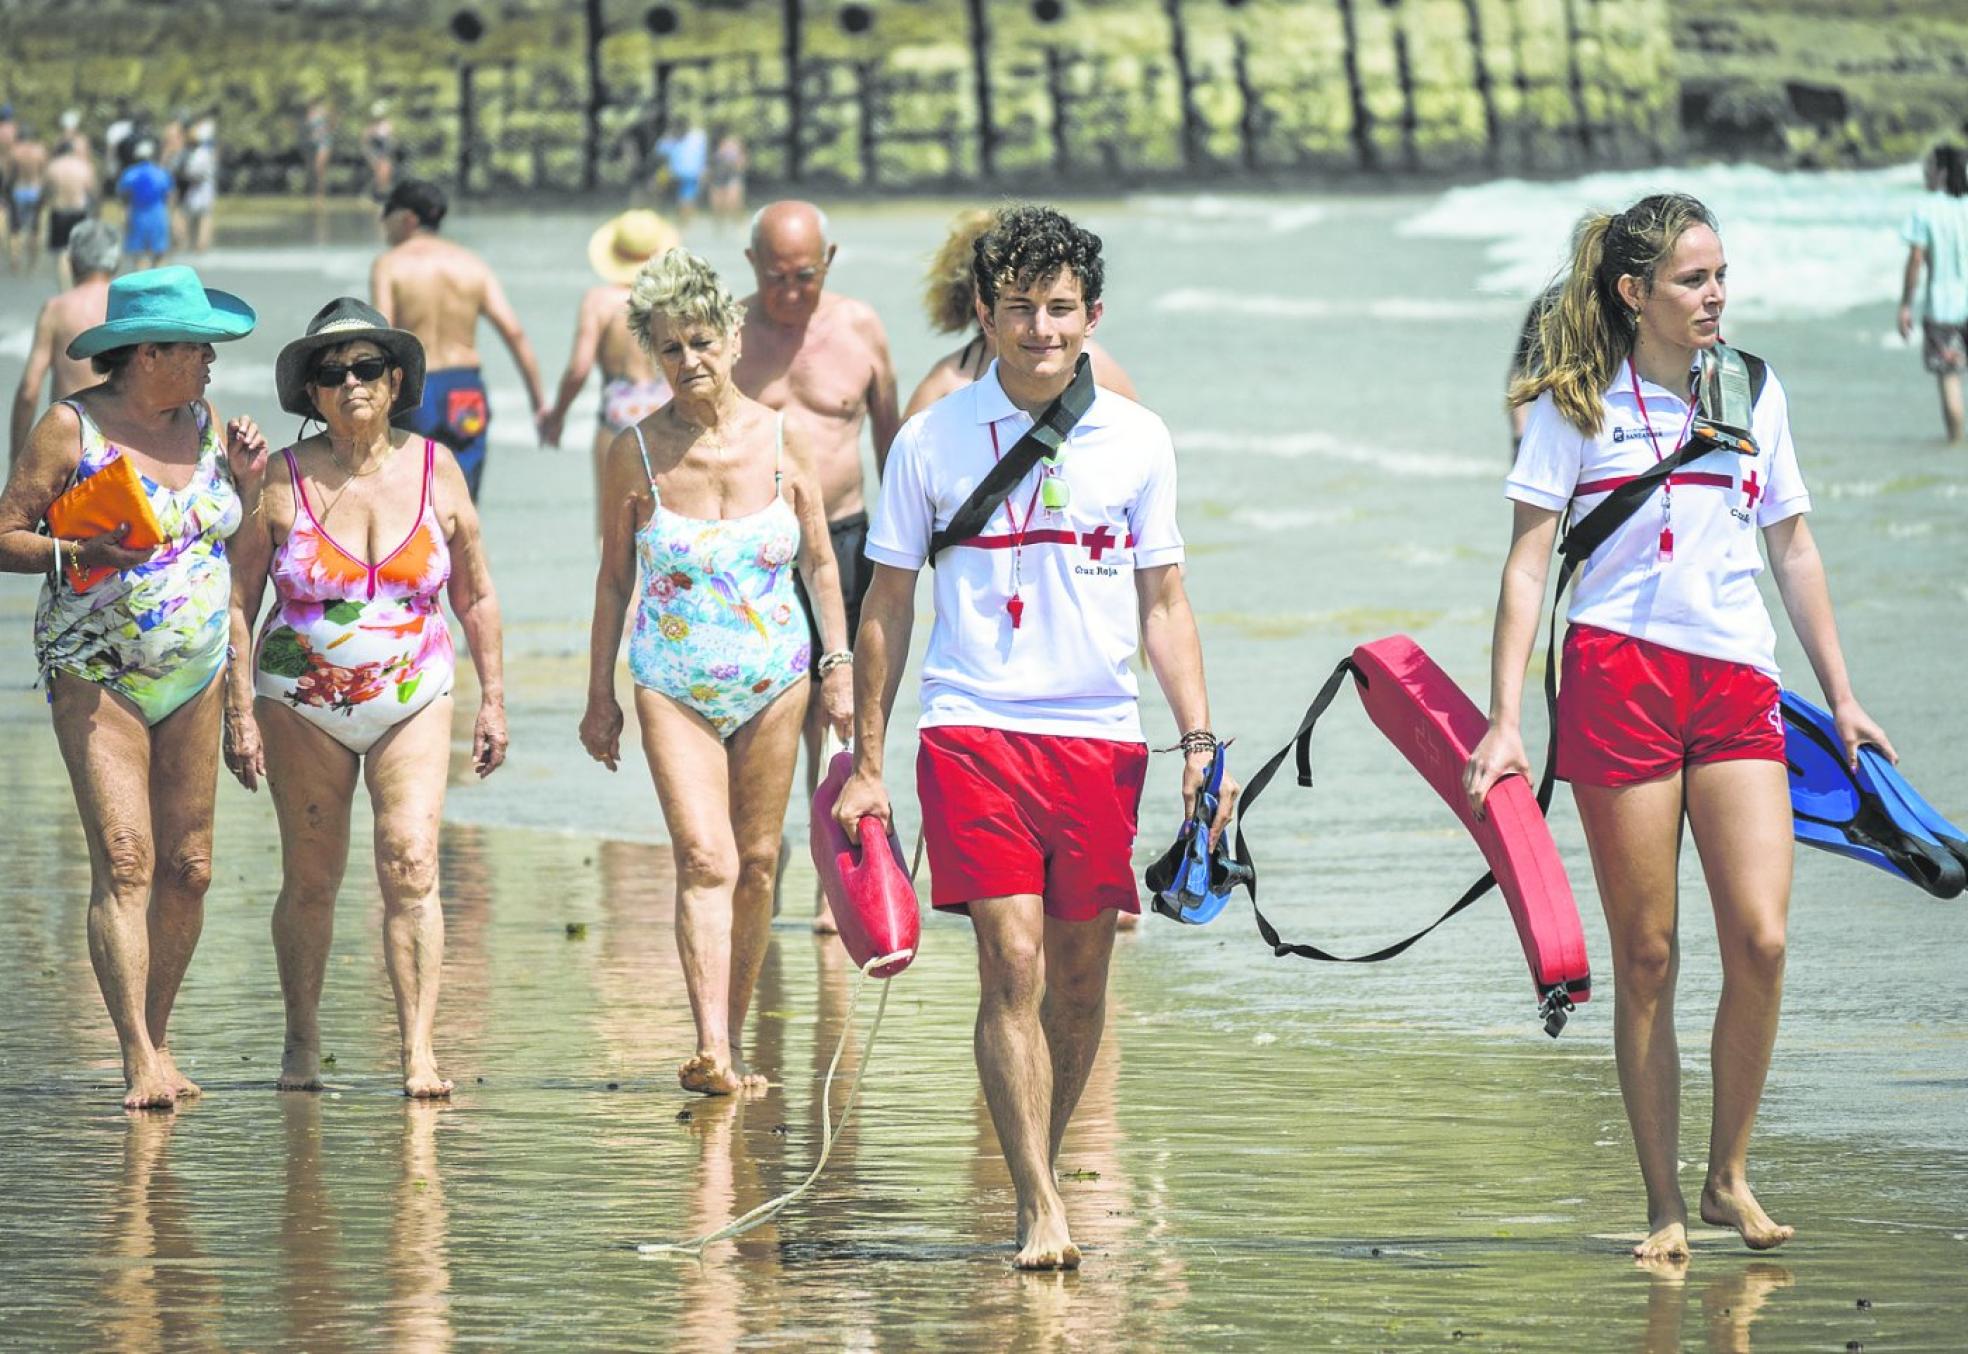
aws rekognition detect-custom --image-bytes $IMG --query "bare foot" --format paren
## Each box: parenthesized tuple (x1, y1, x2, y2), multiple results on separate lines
(122, 1058, 178, 1112)
(1700, 1181, 1794, 1251)
(679, 1054, 746, 1096)
(403, 1053, 453, 1100)
(1634, 1218, 1691, 1264)
(1013, 1204, 1082, 1271)
(812, 896, 839, 936)
(154, 1047, 201, 1099)
(278, 1042, 324, 1092)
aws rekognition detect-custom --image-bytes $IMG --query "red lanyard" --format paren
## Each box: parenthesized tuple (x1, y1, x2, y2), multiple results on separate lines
(987, 422, 1048, 628)
(1626, 358, 1698, 562)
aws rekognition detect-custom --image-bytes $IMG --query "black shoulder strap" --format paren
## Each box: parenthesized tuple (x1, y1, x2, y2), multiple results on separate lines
(926, 354, 1096, 567)
(1229, 656, 1502, 966)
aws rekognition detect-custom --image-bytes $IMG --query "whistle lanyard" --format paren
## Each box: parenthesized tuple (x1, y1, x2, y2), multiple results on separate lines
(987, 421, 1063, 630)
(1626, 358, 1699, 562)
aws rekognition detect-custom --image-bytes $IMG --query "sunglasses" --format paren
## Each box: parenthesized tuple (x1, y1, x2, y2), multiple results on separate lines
(312, 357, 393, 387)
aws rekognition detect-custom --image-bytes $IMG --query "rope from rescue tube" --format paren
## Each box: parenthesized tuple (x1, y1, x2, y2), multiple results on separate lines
(636, 956, 901, 1258)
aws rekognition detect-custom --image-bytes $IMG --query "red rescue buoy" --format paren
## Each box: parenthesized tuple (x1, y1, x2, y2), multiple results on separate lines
(810, 750, 920, 978)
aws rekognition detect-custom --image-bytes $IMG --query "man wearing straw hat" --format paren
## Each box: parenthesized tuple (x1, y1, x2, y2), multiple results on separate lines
(371, 178, 548, 500)
(539, 208, 680, 535)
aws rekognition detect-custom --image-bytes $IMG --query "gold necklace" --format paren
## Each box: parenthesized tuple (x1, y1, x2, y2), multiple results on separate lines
(317, 437, 395, 522)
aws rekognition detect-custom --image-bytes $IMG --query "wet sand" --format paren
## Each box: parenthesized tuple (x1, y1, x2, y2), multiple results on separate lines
(0, 186, 1964, 1349)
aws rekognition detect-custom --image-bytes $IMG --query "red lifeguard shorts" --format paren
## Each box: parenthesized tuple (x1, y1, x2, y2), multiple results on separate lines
(1556, 624, 1786, 788)
(916, 725, 1149, 921)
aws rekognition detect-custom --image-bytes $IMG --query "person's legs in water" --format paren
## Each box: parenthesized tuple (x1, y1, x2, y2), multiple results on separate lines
(1938, 368, 1965, 445)
(637, 682, 804, 1094)
(1574, 771, 1690, 1263)
(365, 692, 458, 1098)
(257, 697, 360, 1092)
(1922, 321, 1967, 444)
(721, 676, 809, 1081)
(1684, 756, 1796, 1251)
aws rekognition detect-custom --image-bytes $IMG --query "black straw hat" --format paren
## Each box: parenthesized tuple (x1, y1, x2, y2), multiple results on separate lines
(274, 297, 426, 418)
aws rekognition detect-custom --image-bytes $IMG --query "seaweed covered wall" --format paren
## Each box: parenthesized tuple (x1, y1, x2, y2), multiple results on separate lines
(0, 0, 1680, 194)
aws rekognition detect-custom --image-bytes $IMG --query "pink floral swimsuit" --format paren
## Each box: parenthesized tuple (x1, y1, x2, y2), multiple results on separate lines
(627, 415, 809, 738)
(253, 440, 455, 754)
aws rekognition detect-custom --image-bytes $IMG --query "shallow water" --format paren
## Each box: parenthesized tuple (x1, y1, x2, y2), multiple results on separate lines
(1, 178, 1964, 1350)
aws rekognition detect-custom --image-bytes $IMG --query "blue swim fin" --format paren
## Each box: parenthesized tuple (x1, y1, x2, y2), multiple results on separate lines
(1146, 747, 1251, 925)
(1781, 691, 1966, 899)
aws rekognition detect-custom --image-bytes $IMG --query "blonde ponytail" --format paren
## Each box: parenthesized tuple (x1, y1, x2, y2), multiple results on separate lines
(1510, 193, 1720, 437)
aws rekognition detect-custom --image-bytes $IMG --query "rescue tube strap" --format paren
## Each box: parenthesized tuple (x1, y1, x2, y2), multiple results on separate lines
(1232, 656, 1503, 964)
(926, 353, 1096, 566)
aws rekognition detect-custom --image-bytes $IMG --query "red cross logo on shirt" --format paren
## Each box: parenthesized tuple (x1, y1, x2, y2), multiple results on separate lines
(1741, 470, 1762, 511)
(1082, 526, 1118, 560)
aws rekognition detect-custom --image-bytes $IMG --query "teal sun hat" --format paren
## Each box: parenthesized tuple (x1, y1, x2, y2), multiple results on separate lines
(66, 265, 257, 360)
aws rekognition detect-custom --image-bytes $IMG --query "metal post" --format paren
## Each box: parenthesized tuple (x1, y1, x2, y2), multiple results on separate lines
(1385, 0, 1419, 171)
(583, 0, 604, 191)
(857, 60, 880, 186)
(1232, 33, 1259, 171)
(1336, 0, 1377, 170)
(964, 0, 996, 178)
(1162, 0, 1202, 170)
(456, 62, 477, 194)
(1562, 0, 1594, 159)
(1462, 0, 1501, 170)
(783, 0, 805, 181)
(1045, 46, 1070, 178)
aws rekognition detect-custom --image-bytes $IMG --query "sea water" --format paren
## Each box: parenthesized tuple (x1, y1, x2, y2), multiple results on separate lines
(0, 167, 1962, 1350)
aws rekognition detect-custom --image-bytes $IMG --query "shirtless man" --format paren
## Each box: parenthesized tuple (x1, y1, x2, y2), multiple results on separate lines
(10, 220, 119, 465)
(0, 106, 15, 257)
(6, 126, 48, 273)
(539, 208, 678, 535)
(44, 138, 97, 287)
(732, 200, 900, 931)
(370, 178, 547, 499)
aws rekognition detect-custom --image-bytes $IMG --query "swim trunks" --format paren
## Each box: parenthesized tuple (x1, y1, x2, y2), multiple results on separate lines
(1921, 319, 1967, 375)
(1555, 623, 1785, 788)
(8, 183, 42, 233)
(600, 374, 670, 435)
(626, 415, 810, 739)
(254, 440, 456, 754)
(46, 207, 86, 252)
(794, 511, 870, 677)
(400, 366, 491, 499)
(33, 400, 241, 726)
(124, 206, 169, 258)
(916, 725, 1148, 920)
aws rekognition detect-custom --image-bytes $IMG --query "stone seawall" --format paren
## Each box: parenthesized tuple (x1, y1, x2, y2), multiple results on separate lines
(0, 0, 1683, 195)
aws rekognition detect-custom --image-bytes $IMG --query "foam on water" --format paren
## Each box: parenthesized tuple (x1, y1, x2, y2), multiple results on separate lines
(1176, 427, 1497, 480)
(1129, 193, 1329, 234)
(1155, 288, 1513, 321)
(1400, 161, 1927, 319)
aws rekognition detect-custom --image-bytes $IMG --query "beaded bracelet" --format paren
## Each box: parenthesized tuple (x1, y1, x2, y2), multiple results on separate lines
(816, 650, 854, 676)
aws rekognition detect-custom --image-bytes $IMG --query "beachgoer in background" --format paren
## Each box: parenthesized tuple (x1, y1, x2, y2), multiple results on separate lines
(7, 124, 47, 273)
(579, 249, 853, 1095)
(903, 207, 1138, 422)
(0, 104, 16, 258)
(370, 178, 547, 500)
(178, 120, 218, 255)
(56, 108, 92, 183)
(118, 140, 174, 270)
(44, 137, 95, 287)
(0, 265, 264, 1110)
(1506, 280, 1564, 453)
(103, 104, 139, 178)
(157, 112, 186, 249)
(655, 116, 708, 225)
(708, 128, 747, 229)
(224, 298, 507, 1099)
(733, 200, 899, 931)
(836, 204, 1232, 1269)
(10, 220, 121, 463)
(1466, 193, 1893, 1264)
(1897, 143, 1968, 445)
(540, 208, 679, 535)
(303, 99, 333, 207)
(364, 102, 397, 201)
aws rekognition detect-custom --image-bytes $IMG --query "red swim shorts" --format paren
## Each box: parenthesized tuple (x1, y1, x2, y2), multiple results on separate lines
(915, 725, 1149, 921)
(1556, 624, 1785, 788)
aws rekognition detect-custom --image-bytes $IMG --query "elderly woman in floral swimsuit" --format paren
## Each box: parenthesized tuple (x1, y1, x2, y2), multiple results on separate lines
(0, 265, 266, 1111)
(224, 297, 507, 1099)
(580, 248, 853, 1096)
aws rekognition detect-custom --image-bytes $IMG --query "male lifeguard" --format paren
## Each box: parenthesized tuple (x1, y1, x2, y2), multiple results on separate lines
(835, 204, 1236, 1269)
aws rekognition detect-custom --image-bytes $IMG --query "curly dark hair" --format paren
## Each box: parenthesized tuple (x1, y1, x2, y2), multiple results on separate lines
(971, 203, 1105, 313)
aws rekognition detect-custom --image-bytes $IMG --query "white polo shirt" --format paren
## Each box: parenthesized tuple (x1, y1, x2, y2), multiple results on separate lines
(1506, 360, 1810, 676)
(866, 361, 1185, 740)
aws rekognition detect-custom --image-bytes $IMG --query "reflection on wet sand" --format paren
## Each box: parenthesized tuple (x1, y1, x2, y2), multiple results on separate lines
(1636, 1260, 1795, 1354)
(390, 1102, 454, 1353)
(96, 1113, 222, 1354)
(279, 1096, 357, 1351)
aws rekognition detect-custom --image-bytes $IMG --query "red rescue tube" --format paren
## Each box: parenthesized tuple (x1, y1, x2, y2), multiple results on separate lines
(810, 750, 921, 979)
(1349, 636, 1592, 1008)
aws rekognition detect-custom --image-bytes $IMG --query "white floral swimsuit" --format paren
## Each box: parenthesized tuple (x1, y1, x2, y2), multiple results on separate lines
(627, 415, 809, 739)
